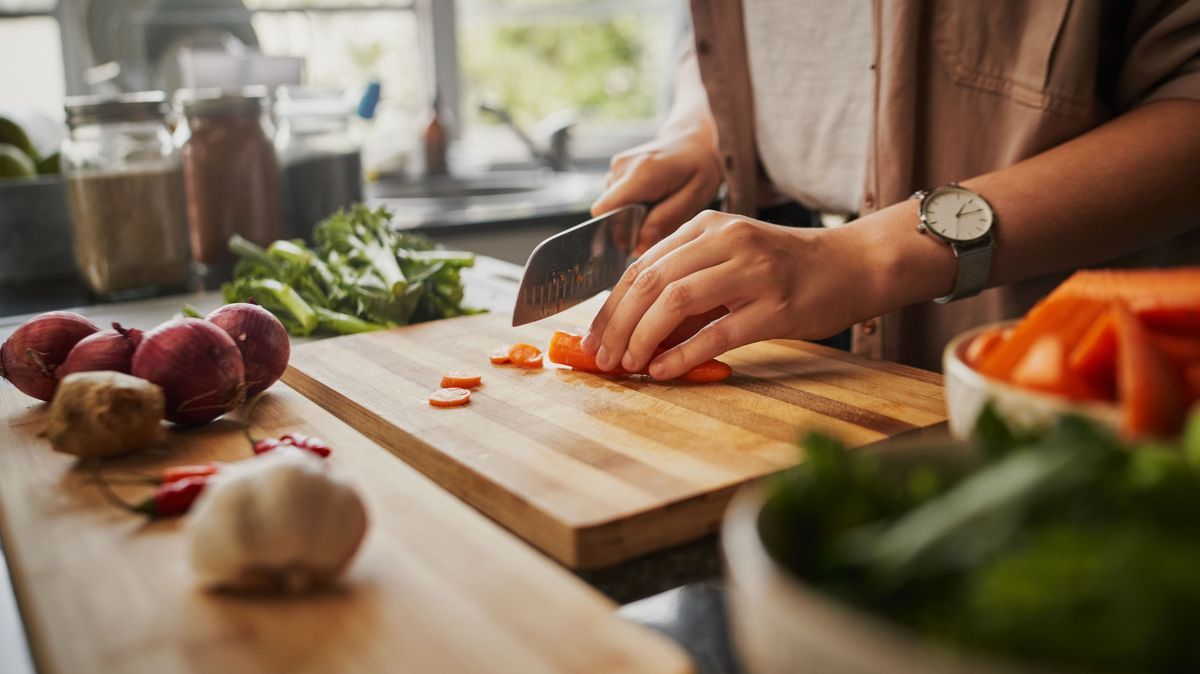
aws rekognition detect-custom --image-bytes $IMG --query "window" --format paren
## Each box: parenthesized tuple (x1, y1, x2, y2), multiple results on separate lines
(0, 0, 684, 166)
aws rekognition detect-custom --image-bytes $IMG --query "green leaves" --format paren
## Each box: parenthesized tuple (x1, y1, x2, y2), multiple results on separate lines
(761, 405, 1200, 672)
(221, 205, 478, 336)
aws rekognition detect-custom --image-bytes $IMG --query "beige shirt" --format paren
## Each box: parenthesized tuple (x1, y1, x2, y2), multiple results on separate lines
(687, 0, 1200, 371)
(742, 0, 873, 214)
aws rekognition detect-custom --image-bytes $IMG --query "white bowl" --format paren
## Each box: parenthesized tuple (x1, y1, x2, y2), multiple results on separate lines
(942, 322, 1120, 439)
(722, 486, 1068, 674)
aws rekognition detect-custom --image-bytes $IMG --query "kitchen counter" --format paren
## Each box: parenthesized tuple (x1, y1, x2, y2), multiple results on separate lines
(0, 254, 740, 674)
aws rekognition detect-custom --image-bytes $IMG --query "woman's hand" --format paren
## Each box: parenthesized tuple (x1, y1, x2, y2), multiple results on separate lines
(580, 209, 913, 380)
(591, 125, 723, 254)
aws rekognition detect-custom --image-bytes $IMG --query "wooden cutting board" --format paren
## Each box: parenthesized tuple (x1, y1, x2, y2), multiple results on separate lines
(0, 383, 691, 674)
(284, 304, 946, 569)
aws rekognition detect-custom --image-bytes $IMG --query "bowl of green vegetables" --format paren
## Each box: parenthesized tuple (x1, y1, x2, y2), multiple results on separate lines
(724, 406, 1200, 674)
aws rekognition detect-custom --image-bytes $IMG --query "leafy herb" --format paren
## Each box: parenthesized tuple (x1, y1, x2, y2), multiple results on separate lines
(761, 406, 1200, 672)
(222, 205, 480, 336)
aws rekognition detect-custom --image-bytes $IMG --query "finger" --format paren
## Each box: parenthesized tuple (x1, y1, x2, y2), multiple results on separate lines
(634, 175, 715, 254)
(621, 261, 739, 373)
(591, 156, 682, 217)
(599, 242, 731, 373)
(581, 215, 708, 358)
(648, 306, 766, 380)
(662, 307, 729, 349)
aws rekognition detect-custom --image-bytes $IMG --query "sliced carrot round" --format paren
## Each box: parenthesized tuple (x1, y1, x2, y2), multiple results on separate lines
(441, 372, 483, 389)
(677, 359, 733, 384)
(508, 343, 544, 369)
(429, 387, 471, 407)
(489, 345, 511, 364)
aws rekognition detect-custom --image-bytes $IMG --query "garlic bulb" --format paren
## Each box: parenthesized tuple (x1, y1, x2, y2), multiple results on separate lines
(187, 447, 368, 593)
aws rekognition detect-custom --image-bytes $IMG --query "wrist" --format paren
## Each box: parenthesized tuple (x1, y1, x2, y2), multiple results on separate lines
(842, 201, 958, 313)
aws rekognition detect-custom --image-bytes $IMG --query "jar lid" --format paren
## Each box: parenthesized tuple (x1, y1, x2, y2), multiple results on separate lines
(175, 86, 268, 118)
(64, 91, 168, 127)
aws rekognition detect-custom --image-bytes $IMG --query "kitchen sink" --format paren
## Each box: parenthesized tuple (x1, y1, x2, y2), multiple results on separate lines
(365, 169, 605, 230)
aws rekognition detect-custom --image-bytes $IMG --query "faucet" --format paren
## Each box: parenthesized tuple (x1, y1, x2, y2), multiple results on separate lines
(479, 101, 575, 172)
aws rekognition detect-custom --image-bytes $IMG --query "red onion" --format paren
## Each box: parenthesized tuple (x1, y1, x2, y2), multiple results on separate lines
(58, 323, 144, 379)
(0, 311, 99, 401)
(132, 318, 246, 425)
(206, 303, 290, 395)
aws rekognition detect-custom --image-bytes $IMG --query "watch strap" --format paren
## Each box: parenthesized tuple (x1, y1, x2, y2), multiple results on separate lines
(935, 239, 993, 304)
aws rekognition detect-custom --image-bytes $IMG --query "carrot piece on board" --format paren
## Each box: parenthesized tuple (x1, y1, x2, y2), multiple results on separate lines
(547, 330, 600, 371)
(1068, 308, 1119, 401)
(429, 387, 471, 407)
(489, 345, 512, 364)
(441, 372, 482, 389)
(1112, 304, 1187, 438)
(508, 343, 544, 369)
(978, 296, 1110, 382)
(677, 359, 733, 384)
(963, 327, 1009, 368)
(1184, 365, 1200, 408)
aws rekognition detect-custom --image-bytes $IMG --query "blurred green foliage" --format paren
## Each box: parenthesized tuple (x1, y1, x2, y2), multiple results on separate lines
(462, 16, 659, 125)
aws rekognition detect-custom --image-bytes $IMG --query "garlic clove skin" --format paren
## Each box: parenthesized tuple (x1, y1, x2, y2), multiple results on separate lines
(187, 446, 368, 593)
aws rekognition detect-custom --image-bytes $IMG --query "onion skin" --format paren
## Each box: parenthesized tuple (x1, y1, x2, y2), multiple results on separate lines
(206, 304, 290, 395)
(132, 318, 246, 425)
(0, 311, 100, 401)
(58, 323, 143, 379)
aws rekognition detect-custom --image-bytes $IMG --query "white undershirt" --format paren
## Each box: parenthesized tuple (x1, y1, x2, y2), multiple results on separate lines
(742, 0, 875, 215)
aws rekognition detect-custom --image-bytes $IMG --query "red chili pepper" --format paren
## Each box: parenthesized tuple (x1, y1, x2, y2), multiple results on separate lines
(134, 476, 208, 518)
(252, 437, 283, 455)
(161, 463, 221, 484)
(279, 432, 332, 458)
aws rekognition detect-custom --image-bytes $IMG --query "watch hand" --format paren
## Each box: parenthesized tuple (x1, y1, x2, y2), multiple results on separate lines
(960, 208, 983, 216)
(956, 202, 966, 217)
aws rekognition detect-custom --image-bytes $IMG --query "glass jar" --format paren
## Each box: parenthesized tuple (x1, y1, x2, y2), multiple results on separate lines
(274, 87, 363, 240)
(175, 87, 283, 276)
(61, 92, 190, 298)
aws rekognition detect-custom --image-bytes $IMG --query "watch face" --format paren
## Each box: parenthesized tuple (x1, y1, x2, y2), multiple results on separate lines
(922, 186, 994, 242)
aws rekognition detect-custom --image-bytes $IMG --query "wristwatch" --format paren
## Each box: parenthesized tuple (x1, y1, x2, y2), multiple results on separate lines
(911, 183, 996, 304)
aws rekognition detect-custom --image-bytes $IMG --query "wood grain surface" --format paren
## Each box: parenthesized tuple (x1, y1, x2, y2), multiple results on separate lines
(284, 303, 946, 569)
(0, 382, 691, 674)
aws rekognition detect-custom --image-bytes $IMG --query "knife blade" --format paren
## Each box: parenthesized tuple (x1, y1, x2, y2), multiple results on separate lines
(512, 204, 647, 326)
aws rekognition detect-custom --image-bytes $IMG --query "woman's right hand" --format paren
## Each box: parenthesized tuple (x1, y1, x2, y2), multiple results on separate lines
(591, 125, 723, 254)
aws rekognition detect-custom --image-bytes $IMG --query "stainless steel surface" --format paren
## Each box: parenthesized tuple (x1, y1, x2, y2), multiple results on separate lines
(64, 91, 169, 126)
(512, 203, 645, 326)
(479, 102, 576, 172)
(365, 169, 604, 229)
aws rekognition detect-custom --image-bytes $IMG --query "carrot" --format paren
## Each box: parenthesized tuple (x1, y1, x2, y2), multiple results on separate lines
(1068, 308, 1118, 401)
(441, 372, 482, 389)
(429, 387, 471, 407)
(677, 359, 733, 384)
(963, 327, 1008, 368)
(977, 296, 1110, 381)
(489, 345, 511, 364)
(547, 330, 624, 373)
(1150, 332, 1200, 367)
(1009, 334, 1094, 400)
(1112, 304, 1187, 438)
(508, 343, 543, 369)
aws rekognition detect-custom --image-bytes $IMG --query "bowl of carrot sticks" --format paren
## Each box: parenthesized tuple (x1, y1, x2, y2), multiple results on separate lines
(944, 268, 1200, 440)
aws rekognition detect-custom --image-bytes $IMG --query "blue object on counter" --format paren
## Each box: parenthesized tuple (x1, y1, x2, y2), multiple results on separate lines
(357, 81, 381, 120)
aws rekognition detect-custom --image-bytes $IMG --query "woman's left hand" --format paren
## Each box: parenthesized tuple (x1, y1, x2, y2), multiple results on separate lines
(580, 209, 910, 380)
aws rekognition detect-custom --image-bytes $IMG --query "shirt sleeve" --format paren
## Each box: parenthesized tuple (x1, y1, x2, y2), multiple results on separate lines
(1118, 0, 1200, 108)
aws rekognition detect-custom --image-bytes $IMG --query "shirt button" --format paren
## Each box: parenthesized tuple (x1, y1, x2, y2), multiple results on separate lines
(863, 193, 875, 209)
(724, 154, 735, 171)
(862, 319, 878, 335)
(697, 39, 712, 57)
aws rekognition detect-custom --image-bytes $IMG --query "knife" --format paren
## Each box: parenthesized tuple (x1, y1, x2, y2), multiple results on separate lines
(512, 203, 647, 326)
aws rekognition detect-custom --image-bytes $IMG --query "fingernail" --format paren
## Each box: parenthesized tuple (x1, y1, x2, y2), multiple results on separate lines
(581, 331, 598, 353)
(649, 360, 667, 379)
(596, 345, 610, 369)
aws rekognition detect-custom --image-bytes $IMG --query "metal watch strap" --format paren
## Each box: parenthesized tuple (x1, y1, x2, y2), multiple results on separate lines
(935, 240, 993, 304)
